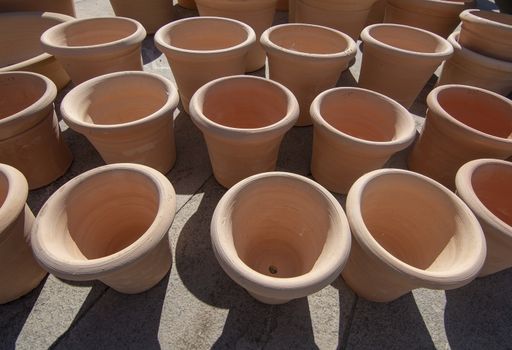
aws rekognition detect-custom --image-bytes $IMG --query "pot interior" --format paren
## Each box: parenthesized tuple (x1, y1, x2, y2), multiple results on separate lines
(0, 74, 47, 120)
(368, 25, 447, 54)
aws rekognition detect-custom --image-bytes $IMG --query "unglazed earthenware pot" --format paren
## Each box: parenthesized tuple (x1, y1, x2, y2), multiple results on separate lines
(40, 17, 146, 85)
(261, 23, 356, 126)
(155, 16, 255, 114)
(456, 159, 512, 277)
(0, 164, 46, 304)
(311, 88, 416, 194)
(343, 168, 486, 302)
(109, 0, 174, 34)
(61, 71, 179, 174)
(0, 0, 75, 16)
(0, 12, 72, 90)
(358, 23, 453, 109)
(31, 163, 176, 294)
(295, 0, 378, 40)
(385, 0, 474, 38)
(211, 171, 352, 304)
(195, 0, 277, 72)
(177, 0, 196, 9)
(437, 31, 512, 96)
(0, 72, 72, 189)
(408, 85, 512, 190)
(189, 75, 299, 188)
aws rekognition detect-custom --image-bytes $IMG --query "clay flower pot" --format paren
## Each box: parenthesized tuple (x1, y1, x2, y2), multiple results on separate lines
(31, 163, 176, 294)
(0, 0, 75, 16)
(437, 31, 512, 96)
(109, 0, 174, 34)
(0, 72, 72, 189)
(61, 71, 179, 174)
(177, 0, 196, 9)
(261, 23, 357, 126)
(385, 0, 474, 38)
(276, 0, 288, 11)
(358, 23, 453, 109)
(0, 165, 47, 304)
(459, 10, 512, 62)
(189, 75, 299, 188)
(155, 16, 255, 114)
(0, 12, 72, 90)
(343, 168, 486, 302)
(40, 17, 146, 85)
(408, 85, 512, 190)
(195, 0, 277, 72)
(295, 0, 379, 40)
(289, 0, 296, 22)
(311, 88, 416, 194)
(456, 159, 512, 277)
(366, 0, 387, 26)
(211, 172, 352, 304)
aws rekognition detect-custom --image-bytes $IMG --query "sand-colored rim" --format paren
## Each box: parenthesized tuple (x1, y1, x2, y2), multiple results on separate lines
(0, 165, 28, 244)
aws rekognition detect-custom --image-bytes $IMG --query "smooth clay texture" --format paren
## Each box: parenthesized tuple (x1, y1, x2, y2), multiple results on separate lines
(0, 0, 76, 16)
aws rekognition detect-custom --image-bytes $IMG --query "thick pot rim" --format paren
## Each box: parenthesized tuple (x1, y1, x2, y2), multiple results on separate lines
(460, 9, 512, 30)
(0, 164, 29, 243)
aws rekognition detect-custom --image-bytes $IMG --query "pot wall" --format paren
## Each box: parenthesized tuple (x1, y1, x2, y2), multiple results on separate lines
(0, 0, 75, 16)
(110, 0, 174, 34)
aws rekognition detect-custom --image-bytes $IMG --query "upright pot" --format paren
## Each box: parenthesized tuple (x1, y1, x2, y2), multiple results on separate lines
(311, 88, 416, 194)
(195, 0, 277, 72)
(0, 0, 75, 16)
(0, 164, 46, 304)
(260, 23, 357, 126)
(211, 172, 352, 304)
(0, 72, 72, 189)
(61, 71, 179, 174)
(456, 159, 512, 277)
(155, 16, 255, 114)
(358, 23, 453, 109)
(343, 168, 486, 302)
(109, 0, 174, 34)
(31, 163, 176, 294)
(408, 85, 512, 190)
(189, 75, 299, 188)
(40, 17, 146, 85)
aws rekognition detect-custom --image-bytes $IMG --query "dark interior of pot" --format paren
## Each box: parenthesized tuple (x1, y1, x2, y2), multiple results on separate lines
(229, 176, 332, 278)
(0, 74, 46, 119)
(203, 78, 288, 129)
(269, 25, 350, 54)
(56, 18, 138, 47)
(369, 25, 447, 54)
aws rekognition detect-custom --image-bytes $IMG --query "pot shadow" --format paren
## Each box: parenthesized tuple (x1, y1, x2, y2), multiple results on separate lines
(444, 269, 512, 349)
(336, 69, 358, 88)
(410, 74, 438, 118)
(142, 36, 162, 66)
(277, 124, 313, 175)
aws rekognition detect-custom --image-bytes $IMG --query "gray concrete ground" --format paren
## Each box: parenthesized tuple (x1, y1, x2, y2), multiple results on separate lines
(2, 0, 512, 349)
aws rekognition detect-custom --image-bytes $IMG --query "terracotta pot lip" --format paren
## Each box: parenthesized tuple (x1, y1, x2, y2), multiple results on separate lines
(40, 16, 146, 56)
(310, 87, 416, 148)
(0, 165, 28, 242)
(460, 9, 512, 29)
(154, 16, 256, 57)
(211, 171, 351, 296)
(347, 168, 486, 284)
(196, 0, 277, 11)
(427, 84, 512, 144)
(31, 163, 176, 278)
(60, 71, 179, 130)
(361, 23, 453, 59)
(387, 0, 473, 10)
(456, 158, 512, 235)
(260, 23, 357, 60)
(189, 75, 299, 140)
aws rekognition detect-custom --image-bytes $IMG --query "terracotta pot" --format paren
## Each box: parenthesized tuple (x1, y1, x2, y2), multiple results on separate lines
(385, 0, 474, 38)
(459, 10, 512, 62)
(261, 23, 357, 126)
(289, 0, 296, 22)
(0, 12, 72, 90)
(109, 0, 173, 34)
(0, 0, 75, 16)
(61, 71, 179, 174)
(189, 75, 299, 188)
(195, 0, 277, 72)
(0, 72, 72, 189)
(437, 31, 512, 96)
(155, 16, 255, 114)
(295, 0, 379, 40)
(0, 165, 46, 304)
(358, 24, 453, 109)
(456, 159, 512, 277)
(177, 0, 196, 10)
(311, 88, 416, 194)
(408, 85, 512, 190)
(31, 163, 176, 294)
(276, 0, 288, 11)
(495, 0, 512, 14)
(211, 171, 351, 304)
(366, 0, 387, 26)
(343, 168, 486, 302)
(40, 17, 146, 85)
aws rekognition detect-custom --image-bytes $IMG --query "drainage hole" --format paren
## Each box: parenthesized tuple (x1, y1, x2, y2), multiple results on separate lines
(269, 265, 278, 275)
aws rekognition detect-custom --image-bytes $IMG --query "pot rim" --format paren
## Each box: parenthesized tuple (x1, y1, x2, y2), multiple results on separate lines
(211, 171, 351, 297)
(60, 71, 179, 131)
(196, 0, 277, 10)
(260, 23, 357, 61)
(387, 0, 474, 10)
(456, 158, 512, 237)
(189, 75, 299, 141)
(346, 168, 486, 285)
(30, 163, 176, 278)
(0, 164, 29, 244)
(460, 9, 512, 30)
